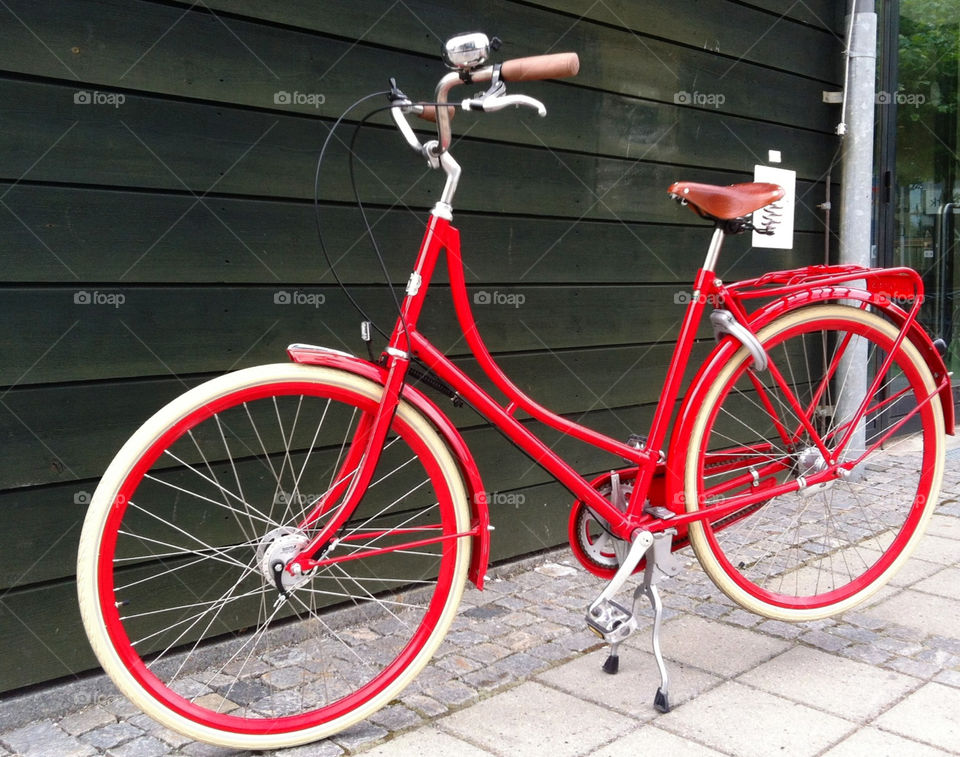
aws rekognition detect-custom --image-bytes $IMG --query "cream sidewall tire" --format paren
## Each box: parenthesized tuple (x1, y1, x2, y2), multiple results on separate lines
(77, 363, 471, 749)
(684, 306, 945, 622)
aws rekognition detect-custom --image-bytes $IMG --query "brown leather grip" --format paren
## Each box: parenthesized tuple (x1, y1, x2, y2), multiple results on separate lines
(417, 104, 457, 123)
(500, 52, 580, 82)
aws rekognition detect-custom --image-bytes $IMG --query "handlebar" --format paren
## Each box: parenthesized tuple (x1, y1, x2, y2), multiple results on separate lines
(393, 51, 579, 154)
(500, 53, 580, 82)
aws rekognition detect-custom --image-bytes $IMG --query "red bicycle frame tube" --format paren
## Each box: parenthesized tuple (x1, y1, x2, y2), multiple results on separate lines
(292, 212, 715, 564)
(289, 211, 953, 575)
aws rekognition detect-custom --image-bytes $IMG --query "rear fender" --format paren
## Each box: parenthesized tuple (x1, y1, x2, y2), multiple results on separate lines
(286, 344, 490, 589)
(665, 287, 955, 510)
(746, 288, 954, 434)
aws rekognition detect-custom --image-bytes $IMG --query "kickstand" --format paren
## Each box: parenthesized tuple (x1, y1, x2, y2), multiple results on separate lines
(636, 579, 670, 712)
(635, 529, 681, 713)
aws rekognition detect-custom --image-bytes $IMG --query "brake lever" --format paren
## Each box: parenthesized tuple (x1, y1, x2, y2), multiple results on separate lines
(387, 78, 429, 156)
(461, 93, 547, 117)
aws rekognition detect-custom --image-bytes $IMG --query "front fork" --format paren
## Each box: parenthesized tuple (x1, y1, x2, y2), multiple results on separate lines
(285, 355, 411, 579)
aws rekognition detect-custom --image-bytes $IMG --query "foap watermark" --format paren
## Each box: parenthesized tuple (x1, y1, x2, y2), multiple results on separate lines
(74, 90, 125, 108)
(274, 91, 326, 109)
(74, 290, 125, 308)
(874, 291, 924, 308)
(474, 490, 526, 507)
(72, 690, 112, 708)
(273, 491, 321, 507)
(673, 290, 721, 306)
(274, 290, 326, 308)
(876, 91, 926, 107)
(473, 290, 525, 309)
(74, 490, 91, 505)
(674, 90, 725, 109)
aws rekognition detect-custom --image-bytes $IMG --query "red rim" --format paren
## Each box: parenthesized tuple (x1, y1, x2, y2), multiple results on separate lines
(694, 315, 937, 610)
(95, 379, 460, 736)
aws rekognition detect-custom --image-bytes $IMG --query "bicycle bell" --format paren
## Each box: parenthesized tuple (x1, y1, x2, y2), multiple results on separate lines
(442, 32, 500, 71)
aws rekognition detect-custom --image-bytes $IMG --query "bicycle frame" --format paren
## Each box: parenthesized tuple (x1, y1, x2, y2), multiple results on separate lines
(286, 195, 953, 580)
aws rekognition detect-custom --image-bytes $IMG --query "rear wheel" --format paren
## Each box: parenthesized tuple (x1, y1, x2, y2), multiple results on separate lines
(685, 305, 944, 620)
(77, 364, 472, 749)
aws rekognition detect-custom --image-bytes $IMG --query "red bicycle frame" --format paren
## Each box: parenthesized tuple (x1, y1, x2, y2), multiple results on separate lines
(286, 200, 954, 580)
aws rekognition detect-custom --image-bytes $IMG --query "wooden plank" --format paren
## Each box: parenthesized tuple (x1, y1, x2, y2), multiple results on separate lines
(525, 0, 842, 73)
(0, 284, 726, 388)
(202, 0, 841, 78)
(0, 340, 715, 490)
(0, 185, 827, 284)
(0, 78, 834, 228)
(0, 1, 838, 130)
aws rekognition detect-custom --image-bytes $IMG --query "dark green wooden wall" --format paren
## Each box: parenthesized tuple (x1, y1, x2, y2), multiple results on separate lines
(0, 0, 842, 691)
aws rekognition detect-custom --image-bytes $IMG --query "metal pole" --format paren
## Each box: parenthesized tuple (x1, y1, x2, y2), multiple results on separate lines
(836, 0, 876, 463)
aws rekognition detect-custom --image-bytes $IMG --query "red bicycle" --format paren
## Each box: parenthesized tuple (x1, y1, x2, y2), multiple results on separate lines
(77, 34, 953, 749)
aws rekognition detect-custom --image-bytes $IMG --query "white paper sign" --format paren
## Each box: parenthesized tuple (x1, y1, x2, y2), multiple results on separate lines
(752, 164, 796, 250)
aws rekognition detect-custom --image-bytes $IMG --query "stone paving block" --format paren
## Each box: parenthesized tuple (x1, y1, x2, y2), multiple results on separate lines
(799, 628, 851, 653)
(59, 706, 117, 736)
(526, 640, 574, 663)
(691, 601, 731, 620)
(80, 721, 144, 750)
(462, 642, 512, 665)
(399, 692, 448, 718)
(356, 727, 493, 757)
(886, 556, 945, 587)
(656, 680, 854, 757)
(737, 646, 918, 721)
(177, 740, 248, 756)
(640, 614, 791, 678)
(927, 513, 960, 541)
(933, 669, 960, 689)
(271, 739, 344, 757)
(838, 644, 892, 666)
(821, 726, 951, 756)
(537, 648, 720, 718)
(862, 590, 960, 638)
(913, 566, 960, 601)
(367, 703, 422, 731)
(885, 656, 942, 679)
(330, 720, 389, 751)
(591, 725, 727, 757)
(436, 653, 483, 675)
(106, 735, 169, 757)
(0, 720, 97, 756)
(417, 678, 478, 708)
(873, 681, 960, 751)
(911, 533, 960, 565)
(439, 681, 633, 757)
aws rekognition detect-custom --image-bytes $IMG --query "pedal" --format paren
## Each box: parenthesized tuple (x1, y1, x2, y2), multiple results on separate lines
(586, 598, 637, 644)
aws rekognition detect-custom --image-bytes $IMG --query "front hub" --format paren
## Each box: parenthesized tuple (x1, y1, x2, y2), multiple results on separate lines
(257, 527, 315, 594)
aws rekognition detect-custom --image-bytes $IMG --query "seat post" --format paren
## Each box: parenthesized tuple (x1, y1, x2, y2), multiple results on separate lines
(702, 227, 726, 272)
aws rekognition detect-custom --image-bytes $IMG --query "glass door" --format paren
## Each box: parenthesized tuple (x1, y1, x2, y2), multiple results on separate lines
(889, 1, 960, 379)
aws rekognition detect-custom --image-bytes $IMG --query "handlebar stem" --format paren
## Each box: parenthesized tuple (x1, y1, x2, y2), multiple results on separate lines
(434, 67, 494, 151)
(436, 150, 461, 211)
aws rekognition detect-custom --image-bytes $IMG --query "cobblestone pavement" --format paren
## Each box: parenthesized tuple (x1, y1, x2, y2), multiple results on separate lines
(2, 445, 959, 756)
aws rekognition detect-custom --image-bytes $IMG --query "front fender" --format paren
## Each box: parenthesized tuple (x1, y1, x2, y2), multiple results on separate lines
(286, 344, 490, 589)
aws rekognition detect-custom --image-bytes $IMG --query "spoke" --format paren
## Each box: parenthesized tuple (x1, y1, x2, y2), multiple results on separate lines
(149, 456, 279, 530)
(114, 539, 258, 592)
(213, 414, 259, 546)
(120, 501, 257, 576)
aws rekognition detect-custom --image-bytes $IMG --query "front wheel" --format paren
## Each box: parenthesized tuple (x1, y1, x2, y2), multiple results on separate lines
(77, 363, 472, 749)
(684, 305, 944, 621)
